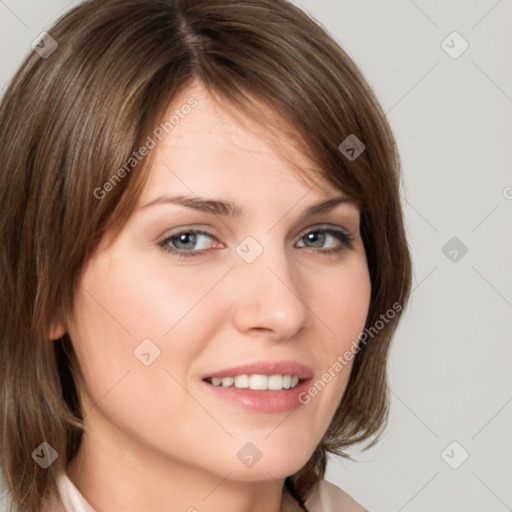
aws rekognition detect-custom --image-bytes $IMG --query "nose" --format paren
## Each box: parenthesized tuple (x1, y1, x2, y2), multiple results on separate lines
(229, 244, 311, 341)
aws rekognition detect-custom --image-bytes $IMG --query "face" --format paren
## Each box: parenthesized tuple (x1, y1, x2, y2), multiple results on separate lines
(62, 80, 371, 482)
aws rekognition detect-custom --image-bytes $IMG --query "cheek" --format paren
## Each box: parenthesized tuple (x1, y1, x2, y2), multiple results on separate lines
(74, 253, 227, 342)
(67, 256, 231, 401)
(302, 259, 371, 410)
(66, 261, 229, 449)
(313, 257, 372, 353)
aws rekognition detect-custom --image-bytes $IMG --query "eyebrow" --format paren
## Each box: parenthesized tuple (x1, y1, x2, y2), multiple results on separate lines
(139, 194, 356, 218)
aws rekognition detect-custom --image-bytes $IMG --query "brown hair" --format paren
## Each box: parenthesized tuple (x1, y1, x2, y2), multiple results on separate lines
(0, 0, 412, 510)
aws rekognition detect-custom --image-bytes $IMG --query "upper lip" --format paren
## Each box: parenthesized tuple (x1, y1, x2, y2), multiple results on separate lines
(202, 361, 314, 380)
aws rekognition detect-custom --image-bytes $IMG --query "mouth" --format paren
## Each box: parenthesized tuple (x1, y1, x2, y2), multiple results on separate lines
(201, 361, 313, 413)
(204, 374, 301, 391)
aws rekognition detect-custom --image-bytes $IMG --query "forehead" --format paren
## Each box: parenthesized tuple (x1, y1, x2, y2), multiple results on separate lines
(141, 80, 336, 201)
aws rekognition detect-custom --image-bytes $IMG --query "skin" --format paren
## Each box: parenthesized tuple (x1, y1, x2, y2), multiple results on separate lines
(54, 80, 372, 512)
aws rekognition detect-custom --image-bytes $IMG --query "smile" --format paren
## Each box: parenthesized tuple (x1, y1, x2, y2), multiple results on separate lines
(205, 374, 300, 390)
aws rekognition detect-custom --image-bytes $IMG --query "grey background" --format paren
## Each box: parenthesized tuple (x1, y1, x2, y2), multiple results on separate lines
(1, 1, 511, 511)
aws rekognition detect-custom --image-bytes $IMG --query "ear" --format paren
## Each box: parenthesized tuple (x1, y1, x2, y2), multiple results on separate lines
(48, 321, 66, 340)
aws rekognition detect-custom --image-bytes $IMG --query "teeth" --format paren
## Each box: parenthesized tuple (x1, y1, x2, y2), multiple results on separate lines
(221, 377, 234, 387)
(268, 375, 284, 390)
(208, 374, 301, 391)
(234, 375, 249, 388)
(249, 374, 267, 390)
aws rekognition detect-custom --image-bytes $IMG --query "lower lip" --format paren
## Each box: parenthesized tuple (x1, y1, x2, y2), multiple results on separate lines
(202, 379, 312, 414)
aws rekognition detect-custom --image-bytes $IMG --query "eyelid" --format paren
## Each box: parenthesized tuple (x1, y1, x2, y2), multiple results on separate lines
(158, 222, 353, 242)
(158, 223, 351, 242)
(295, 225, 356, 252)
(157, 222, 356, 260)
(157, 224, 220, 242)
(296, 223, 353, 239)
(158, 227, 222, 247)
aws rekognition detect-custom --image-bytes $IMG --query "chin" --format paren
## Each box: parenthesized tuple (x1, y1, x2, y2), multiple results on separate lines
(226, 456, 309, 482)
(218, 438, 315, 482)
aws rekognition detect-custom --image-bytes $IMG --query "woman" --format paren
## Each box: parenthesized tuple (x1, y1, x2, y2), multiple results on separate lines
(0, 0, 412, 511)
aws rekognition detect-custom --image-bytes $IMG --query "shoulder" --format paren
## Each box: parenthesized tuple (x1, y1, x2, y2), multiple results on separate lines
(304, 479, 368, 512)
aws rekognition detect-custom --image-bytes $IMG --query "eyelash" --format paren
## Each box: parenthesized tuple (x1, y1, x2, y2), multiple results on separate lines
(158, 226, 355, 261)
